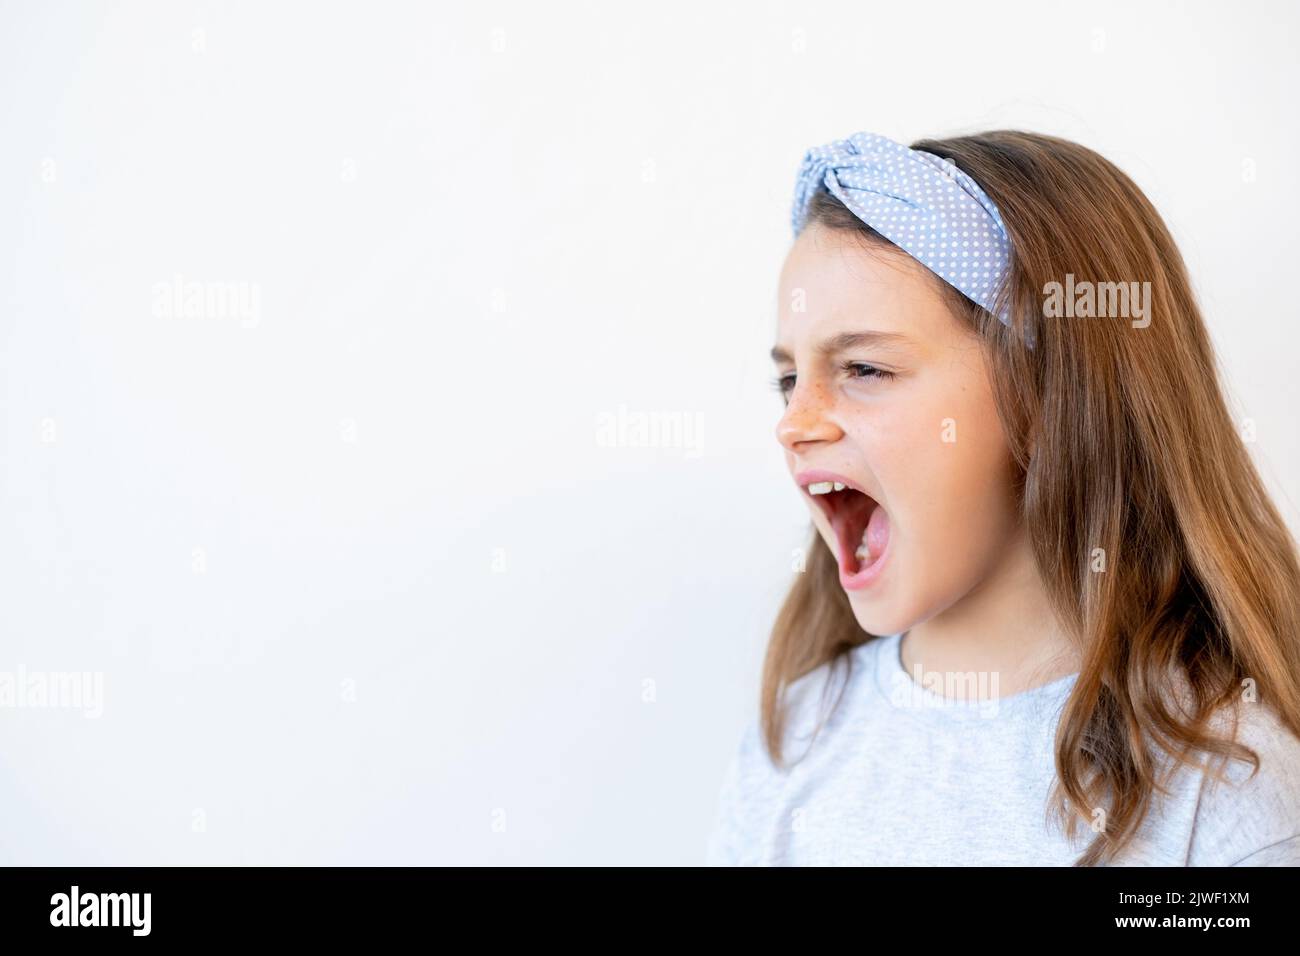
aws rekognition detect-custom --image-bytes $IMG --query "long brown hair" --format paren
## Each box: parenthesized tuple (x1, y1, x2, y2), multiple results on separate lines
(763, 130, 1300, 865)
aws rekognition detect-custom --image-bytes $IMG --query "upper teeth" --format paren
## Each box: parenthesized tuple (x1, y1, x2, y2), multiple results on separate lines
(808, 481, 847, 495)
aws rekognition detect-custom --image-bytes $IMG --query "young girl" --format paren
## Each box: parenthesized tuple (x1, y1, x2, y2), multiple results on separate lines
(706, 130, 1300, 866)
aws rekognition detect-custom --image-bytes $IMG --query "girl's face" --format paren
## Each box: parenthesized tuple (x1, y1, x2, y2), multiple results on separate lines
(772, 222, 1023, 637)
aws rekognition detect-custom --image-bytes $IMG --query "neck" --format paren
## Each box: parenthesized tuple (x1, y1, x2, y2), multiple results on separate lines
(902, 523, 1078, 696)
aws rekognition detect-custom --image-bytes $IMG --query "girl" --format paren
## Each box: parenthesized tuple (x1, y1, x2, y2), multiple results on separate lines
(706, 130, 1300, 866)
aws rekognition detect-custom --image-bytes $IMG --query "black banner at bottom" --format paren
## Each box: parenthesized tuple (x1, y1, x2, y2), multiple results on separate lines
(0, 865, 1289, 942)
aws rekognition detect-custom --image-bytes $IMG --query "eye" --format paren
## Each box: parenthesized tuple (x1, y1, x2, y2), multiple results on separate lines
(771, 372, 796, 399)
(841, 361, 894, 382)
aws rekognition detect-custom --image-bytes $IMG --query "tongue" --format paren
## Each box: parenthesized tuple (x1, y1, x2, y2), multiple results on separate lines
(854, 504, 890, 566)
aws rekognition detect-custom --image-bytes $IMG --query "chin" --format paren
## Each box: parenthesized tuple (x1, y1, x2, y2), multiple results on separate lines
(845, 589, 915, 638)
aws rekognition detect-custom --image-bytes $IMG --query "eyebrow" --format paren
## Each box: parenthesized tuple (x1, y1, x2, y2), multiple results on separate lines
(769, 330, 912, 365)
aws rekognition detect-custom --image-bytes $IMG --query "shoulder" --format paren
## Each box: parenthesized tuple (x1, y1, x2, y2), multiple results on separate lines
(703, 708, 767, 865)
(725, 650, 852, 778)
(1186, 700, 1300, 866)
(722, 642, 877, 787)
(780, 639, 880, 752)
(703, 641, 878, 865)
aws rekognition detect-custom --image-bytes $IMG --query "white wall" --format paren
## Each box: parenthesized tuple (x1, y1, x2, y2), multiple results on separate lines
(1, 0, 1296, 864)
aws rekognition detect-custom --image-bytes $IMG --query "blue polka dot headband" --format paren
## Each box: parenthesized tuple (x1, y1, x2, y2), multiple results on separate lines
(791, 131, 1014, 325)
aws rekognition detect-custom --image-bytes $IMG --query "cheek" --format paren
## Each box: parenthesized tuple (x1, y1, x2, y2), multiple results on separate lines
(886, 381, 1019, 572)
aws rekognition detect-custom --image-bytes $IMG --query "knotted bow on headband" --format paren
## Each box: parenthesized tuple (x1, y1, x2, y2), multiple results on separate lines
(791, 131, 1013, 325)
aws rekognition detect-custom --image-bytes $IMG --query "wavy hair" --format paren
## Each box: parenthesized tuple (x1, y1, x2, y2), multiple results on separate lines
(762, 130, 1300, 865)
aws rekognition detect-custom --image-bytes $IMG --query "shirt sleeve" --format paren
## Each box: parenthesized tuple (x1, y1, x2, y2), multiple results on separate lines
(1187, 702, 1300, 866)
(703, 717, 760, 866)
(1227, 833, 1300, 866)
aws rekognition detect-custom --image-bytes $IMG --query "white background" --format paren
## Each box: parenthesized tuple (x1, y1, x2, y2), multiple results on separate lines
(1, 0, 1296, 864)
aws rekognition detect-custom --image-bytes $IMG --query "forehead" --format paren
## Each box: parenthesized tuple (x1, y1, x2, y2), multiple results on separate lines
(776, 222, 955, 345)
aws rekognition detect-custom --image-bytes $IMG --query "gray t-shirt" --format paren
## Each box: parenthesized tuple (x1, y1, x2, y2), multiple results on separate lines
(705, 632, 1300, 865)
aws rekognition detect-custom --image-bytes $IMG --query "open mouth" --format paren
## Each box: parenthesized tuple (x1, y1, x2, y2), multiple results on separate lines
(803, 478, 891, 588)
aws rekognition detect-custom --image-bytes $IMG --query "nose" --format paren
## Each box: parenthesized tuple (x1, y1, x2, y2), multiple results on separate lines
(775, 379, 843, 452)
